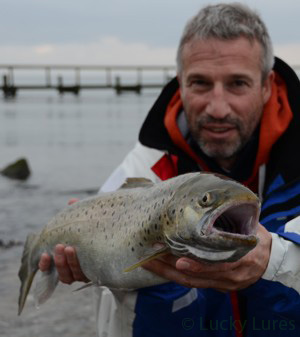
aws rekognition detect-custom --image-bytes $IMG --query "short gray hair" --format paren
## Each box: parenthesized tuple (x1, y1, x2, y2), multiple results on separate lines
(176, 2, 274, 80)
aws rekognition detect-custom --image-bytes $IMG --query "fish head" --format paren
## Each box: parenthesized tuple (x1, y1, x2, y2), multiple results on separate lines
(164, 173, 260, 263)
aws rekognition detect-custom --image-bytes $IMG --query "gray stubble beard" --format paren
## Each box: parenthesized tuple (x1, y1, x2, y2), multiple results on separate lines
(190, 115, 250, 161)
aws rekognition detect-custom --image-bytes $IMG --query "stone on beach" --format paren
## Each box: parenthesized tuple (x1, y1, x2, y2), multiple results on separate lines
(1, 158, 31, 180)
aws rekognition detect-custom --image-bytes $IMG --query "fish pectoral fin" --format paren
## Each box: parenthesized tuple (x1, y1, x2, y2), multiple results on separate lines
(120, 177, 154, 189)
(123, 247, 169, 273)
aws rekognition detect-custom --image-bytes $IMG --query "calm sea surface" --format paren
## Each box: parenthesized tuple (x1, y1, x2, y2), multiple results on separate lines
(0, 89, 160, 336)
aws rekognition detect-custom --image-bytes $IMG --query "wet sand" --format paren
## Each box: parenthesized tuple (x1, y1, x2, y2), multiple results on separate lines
(0, 246, 96, 337)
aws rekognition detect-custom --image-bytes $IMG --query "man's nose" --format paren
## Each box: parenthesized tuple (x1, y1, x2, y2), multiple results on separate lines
(205, 84, 231, 119)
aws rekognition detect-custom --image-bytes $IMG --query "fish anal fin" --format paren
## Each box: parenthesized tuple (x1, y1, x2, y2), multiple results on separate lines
(73, 281, 94, 292)
(123, 247, 169, 273)
(120, 177, 154, 189)
(33, 267, 59, 307)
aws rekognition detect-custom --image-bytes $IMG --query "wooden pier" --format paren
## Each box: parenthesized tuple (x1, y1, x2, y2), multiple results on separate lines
(0, 64, 176, 98)
(1, 64, 299, 98)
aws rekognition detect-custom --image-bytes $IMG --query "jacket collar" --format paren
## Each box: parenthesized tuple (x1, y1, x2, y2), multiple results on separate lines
(139, 57, 300, 191)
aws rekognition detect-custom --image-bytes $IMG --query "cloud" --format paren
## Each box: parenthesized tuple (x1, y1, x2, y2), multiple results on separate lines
(34, 44, 55, 55)
(0, 37, 177, 65)
(0, 38, 299, 79)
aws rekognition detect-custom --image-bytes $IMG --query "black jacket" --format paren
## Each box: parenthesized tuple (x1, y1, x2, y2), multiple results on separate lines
(139, 57, 300, 223)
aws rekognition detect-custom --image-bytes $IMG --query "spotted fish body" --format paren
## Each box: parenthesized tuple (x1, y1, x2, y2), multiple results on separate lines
(18, 172, 260, 315)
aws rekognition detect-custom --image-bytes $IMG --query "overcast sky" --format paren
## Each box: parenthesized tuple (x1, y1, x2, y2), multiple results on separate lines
(0, 0, 299, 66)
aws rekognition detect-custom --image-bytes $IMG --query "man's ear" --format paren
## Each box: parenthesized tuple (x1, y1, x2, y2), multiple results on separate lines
(263, 70, 275, 104)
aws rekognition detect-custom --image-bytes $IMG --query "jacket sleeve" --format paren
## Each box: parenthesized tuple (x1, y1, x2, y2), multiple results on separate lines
(262, 215, 300, 294)
(100, 141, 164, 192)
(95, 142, 165, 337)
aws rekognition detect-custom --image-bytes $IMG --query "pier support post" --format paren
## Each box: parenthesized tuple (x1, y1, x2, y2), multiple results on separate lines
(2, 75, 17, 98)
(115, 76, 122, 95)
(57, 75, 80, 96)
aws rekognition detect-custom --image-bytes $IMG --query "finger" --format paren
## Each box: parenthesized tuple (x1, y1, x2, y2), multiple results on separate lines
(175, 257, 241, 273)
(157, 253, 179, 267)
(65, 246, 89, 282)
(38, 253, 52, 272)
(143, 258, 233, 290)
(143, 258, 189, 284)
(174, 258, 249, 284)
(54, 244, 75, 284)
(195, 265, 257, 290)
(68, 198, 79, 205)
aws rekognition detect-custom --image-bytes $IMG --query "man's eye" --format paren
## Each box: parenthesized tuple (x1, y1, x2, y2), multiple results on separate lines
(191, 80, 209, 88)
(232, 80, 248, 87)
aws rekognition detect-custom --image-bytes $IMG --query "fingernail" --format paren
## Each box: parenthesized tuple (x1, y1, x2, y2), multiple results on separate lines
(55, 244, 65, 255)
(177, 260, 190, 270)
(65, 246, 75, 257)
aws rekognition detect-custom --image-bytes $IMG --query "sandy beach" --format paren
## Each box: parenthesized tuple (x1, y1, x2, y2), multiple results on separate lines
(1, 245, 97, 337)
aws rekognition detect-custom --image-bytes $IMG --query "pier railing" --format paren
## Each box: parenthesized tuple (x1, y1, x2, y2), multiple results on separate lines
(0, 64, 176, 97)
(1, 64, 299, 98)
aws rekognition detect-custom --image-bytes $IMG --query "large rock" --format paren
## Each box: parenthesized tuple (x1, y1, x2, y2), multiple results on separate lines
(1, 158, 31, 180)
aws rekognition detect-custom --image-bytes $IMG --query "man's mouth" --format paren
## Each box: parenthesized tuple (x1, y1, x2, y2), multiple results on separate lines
(202, 125, 236, 138)
(205, 127, 234, 132)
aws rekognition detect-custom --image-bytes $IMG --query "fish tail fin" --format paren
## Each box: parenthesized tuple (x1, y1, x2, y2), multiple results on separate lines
(18, 233, 39, 315)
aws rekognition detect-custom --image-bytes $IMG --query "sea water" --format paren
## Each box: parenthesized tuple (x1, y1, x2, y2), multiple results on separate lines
(0, 89, 160, 337)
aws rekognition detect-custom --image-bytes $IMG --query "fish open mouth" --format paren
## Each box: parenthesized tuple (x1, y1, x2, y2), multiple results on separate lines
(209, 202, 259, 236)
(166, 201, 260, 263)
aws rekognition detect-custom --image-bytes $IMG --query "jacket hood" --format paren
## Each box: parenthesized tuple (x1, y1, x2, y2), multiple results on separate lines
(139, 57, 300, 190)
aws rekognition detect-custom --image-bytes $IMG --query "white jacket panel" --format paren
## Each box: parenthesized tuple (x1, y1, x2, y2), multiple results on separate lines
(101, 142, 164, 193)
(263, 216, 300, 294)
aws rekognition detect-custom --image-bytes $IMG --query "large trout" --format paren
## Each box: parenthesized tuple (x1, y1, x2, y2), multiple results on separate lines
(18, 172, 260, 314)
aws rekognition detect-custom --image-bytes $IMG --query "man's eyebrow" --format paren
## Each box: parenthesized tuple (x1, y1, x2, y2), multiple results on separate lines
(185, 73, 254, 83)
(186, 73, 210, 81)
(229, 74, 253, 81)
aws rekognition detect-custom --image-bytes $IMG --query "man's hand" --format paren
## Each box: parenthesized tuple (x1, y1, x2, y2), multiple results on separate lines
(39, 244, 90, 284)
(143, 224, 272, 292)
(38, 197, 89, 284)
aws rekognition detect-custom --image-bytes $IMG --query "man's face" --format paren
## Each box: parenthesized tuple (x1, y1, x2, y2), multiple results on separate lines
(178, 37, 274, 166)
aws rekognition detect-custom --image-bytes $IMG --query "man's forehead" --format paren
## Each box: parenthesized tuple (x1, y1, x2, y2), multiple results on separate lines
(181, 37, 262, 75)
(183, 36, 259, 54)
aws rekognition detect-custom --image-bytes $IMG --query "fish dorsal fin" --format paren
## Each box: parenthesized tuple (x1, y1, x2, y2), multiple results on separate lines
(120, 177, 154, 189)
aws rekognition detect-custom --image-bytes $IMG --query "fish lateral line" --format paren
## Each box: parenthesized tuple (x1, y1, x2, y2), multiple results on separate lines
(43, 219, 104, 233)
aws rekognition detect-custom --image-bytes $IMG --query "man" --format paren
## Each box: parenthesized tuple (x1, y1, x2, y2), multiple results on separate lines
(40, 3, 300, 336)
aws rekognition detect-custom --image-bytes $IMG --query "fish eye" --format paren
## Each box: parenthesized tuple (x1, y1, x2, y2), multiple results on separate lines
(199, 192, 212, 206)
